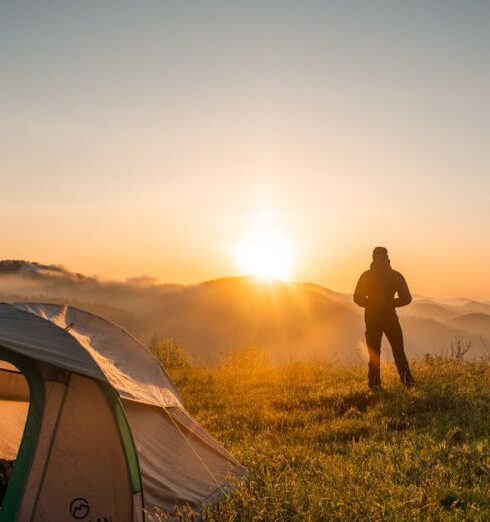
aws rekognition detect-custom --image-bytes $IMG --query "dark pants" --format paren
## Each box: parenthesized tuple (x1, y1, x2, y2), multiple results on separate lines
(365, 312, 414, 388)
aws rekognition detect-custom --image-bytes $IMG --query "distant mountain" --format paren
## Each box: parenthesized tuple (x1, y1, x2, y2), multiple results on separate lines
(0, 259, 488, 363)
(398, 300, 458, 322)
(457, 301, 490, 315)
(298, 283, 353, 304)
(400, 316, 481, 357)
(145, 277, 363, 363)
(447, 313, 490, 338)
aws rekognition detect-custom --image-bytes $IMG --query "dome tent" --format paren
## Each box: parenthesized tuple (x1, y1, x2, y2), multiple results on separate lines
(0, 303, 244, 521)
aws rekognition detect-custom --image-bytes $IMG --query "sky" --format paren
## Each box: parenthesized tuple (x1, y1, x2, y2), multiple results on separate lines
(1, 1, 490, 298)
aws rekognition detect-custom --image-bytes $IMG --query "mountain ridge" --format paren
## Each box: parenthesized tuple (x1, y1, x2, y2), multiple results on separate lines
(0, 259, 489, 363)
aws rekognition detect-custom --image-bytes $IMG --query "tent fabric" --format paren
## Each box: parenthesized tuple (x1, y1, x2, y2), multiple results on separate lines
(168, 407, 238, 463)
(31, 374, 133, 522)
(123, 399, 243, 519)
(0, 304, 106, 382)
(14, 303, 181, 408)
(17, 380, 67, 521)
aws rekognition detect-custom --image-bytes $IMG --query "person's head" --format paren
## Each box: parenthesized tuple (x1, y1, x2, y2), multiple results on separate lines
(372, 246, 389, 262)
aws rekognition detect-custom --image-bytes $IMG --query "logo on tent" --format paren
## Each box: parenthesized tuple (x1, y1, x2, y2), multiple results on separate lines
(70, 497, 90, 519)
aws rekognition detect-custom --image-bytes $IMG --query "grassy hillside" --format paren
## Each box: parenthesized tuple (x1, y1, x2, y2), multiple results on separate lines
(169, 355, 490, 520)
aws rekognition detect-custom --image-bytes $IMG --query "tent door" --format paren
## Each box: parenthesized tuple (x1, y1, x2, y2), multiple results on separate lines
(0, 349, 43, 522)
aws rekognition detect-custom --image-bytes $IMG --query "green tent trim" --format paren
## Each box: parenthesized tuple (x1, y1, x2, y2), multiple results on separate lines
(102, 383, 143, 494)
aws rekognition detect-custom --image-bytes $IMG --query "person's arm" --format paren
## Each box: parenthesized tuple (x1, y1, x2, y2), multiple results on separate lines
(394, 274, 412, 307)
(354, 273, 368, 308)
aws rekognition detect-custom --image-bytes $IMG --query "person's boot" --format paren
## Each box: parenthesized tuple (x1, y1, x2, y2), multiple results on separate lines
(369, 382, 382, 392)
(368, 364, 381, 391)
(400, 369, 415, 389)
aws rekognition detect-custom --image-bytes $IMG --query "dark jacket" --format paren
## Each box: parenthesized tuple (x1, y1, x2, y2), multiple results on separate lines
(354, 260, 412, 316)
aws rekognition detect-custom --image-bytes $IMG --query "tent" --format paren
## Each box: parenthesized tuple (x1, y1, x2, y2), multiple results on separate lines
(0, 303, 244, 521)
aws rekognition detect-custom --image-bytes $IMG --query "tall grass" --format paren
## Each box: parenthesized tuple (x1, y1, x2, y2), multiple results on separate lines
(168, 350, 490, 520)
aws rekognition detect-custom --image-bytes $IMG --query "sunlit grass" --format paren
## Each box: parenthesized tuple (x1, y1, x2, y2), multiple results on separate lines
(167, 352, 490, 520)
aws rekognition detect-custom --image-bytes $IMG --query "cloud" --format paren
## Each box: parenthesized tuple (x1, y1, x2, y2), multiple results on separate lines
(125, 275, 158, 286)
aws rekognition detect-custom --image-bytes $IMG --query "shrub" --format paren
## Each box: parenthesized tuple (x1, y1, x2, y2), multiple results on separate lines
(150, 338, 193, 371)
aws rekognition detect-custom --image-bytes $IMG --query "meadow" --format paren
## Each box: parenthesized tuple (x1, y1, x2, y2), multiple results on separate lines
(164, 347, 490, 521)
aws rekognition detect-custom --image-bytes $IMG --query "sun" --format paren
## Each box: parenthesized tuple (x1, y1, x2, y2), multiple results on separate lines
(232, 225, 295, 281)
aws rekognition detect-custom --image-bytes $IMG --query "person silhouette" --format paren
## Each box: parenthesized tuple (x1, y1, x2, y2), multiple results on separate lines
(354, 247, 414, 389)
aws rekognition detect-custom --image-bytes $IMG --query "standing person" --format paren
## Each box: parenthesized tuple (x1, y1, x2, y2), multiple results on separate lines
(354, 247, 414, 389)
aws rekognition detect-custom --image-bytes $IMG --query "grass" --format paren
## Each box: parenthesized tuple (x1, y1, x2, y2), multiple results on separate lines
(169, 355, 490, 521)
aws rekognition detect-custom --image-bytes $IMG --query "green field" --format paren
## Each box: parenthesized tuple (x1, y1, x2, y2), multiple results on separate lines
(169, 352, 490, 521)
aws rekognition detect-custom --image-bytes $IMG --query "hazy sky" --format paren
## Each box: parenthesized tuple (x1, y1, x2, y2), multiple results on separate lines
(1, 2, 490, 298)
